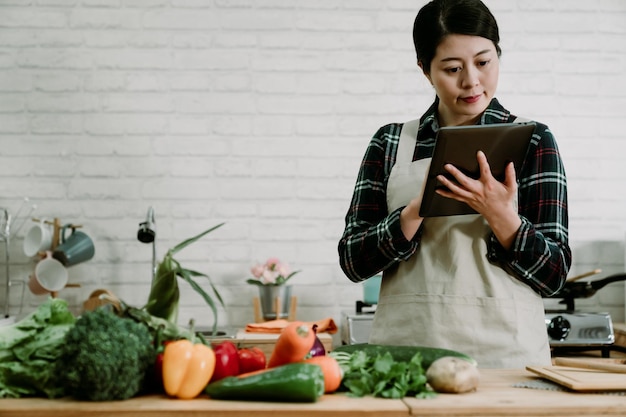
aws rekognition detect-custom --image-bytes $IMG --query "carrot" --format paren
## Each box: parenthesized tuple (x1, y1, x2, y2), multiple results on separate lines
(268, 321, 315, 368)
(303, 355, 343, 393)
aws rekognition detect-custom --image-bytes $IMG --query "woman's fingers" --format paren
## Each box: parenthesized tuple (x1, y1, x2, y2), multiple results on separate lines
(476, 150, 493, 180)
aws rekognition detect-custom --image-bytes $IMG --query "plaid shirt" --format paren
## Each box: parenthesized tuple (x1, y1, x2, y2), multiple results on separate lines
(338, 98, 571, 297)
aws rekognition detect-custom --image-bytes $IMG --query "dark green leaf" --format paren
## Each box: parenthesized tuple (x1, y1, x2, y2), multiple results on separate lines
(373, 352, 395, 374)
(178, 268, 225, 308)
(169, 223, 225, 255)
(349, 350, 369, 369)
(178, 268, 219, 336)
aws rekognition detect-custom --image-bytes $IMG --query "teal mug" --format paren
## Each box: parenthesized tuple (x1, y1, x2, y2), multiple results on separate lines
(52, 225, 95, 267)
(363, 275, 382, 304)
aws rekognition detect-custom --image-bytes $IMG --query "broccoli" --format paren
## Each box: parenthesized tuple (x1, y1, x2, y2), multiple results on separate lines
(56, 307, 156, 401)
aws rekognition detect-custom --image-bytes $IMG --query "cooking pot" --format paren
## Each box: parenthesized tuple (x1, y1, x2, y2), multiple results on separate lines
(547, 272, 626, 311)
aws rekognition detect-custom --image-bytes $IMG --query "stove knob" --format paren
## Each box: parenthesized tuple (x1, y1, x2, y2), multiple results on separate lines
(547, 315, 571, 340)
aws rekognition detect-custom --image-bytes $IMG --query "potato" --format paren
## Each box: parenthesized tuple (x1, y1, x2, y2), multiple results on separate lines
(426, 356, 480, 393)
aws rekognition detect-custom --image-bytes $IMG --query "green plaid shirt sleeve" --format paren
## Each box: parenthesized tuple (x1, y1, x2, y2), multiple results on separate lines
(487, 121, 571, 296)
(338, 98, 571, 297)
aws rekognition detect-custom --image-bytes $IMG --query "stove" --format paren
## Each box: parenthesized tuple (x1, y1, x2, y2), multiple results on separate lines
(341, 301, 376, 345)
(545, 311, 626, 357)
(342, 301, 625, 357)
(546, 312, 614, 347)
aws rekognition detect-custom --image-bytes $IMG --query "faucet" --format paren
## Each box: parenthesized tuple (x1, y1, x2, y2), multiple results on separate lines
(0, 208, 11, 241)
(1, 208, 10, 318)
(137, 206, 157, 281)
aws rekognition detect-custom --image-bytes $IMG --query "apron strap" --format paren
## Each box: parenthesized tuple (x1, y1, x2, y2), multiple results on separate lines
(397, 119, 420, 164)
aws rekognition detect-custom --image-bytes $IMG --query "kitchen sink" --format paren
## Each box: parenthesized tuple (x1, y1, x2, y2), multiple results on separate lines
(195, 326, 238, 339)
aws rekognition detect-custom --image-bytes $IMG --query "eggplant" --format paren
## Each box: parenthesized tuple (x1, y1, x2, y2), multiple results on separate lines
(308, 324, 326, 357)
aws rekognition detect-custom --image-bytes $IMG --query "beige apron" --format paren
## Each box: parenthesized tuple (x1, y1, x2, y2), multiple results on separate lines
(369, 119, 551, 368)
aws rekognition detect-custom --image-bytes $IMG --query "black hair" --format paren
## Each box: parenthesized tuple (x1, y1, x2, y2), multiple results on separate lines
(413, 0, 501, 73)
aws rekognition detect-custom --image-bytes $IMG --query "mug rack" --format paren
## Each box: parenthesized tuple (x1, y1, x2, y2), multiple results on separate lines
(32, 217, 82, 253)
(31, 217, 82, 298)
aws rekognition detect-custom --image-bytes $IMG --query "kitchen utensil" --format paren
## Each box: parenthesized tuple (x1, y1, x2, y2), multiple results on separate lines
(22, 218, 53, 257)
(546, 272, 626, 311)
(29, 251, 68, 294)
(553, 357, 626, 373)
(363, 274, 382, 304)
(83, 289, 121, 312)
(52, 225, 95, 267)
(565, 268, 602, 282)
(526, 365, 626, 391)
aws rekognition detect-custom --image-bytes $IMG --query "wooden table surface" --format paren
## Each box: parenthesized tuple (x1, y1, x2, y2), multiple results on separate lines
(2, 368, 626, 417)
(405, 368, 626, 417)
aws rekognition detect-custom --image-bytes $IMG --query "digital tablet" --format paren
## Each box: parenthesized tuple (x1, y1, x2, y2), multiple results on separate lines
(419, 122, 536, 217)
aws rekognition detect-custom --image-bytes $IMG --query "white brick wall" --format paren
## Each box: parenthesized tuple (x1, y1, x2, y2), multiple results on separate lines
(1, 1, 625, 336)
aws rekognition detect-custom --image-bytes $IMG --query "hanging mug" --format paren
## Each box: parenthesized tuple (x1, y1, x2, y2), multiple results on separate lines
(28, 251, 68, 295)
(52, 225, 95, 267)
(23, 218, 53, 257)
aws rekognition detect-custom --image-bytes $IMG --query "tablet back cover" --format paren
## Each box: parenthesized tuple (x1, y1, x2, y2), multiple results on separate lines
(419, 122, 535, 217)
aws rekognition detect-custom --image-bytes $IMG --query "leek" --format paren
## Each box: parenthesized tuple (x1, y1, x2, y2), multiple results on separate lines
(143, 223, 225, 335)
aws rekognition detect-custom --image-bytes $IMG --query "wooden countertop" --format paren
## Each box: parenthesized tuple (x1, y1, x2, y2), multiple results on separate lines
(405, 368, 626, 416)
(2, 368, 626, 417)
(0, 392, 409, 417)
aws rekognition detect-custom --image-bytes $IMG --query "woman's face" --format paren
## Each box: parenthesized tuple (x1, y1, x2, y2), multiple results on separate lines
(423, 34, 500, 127)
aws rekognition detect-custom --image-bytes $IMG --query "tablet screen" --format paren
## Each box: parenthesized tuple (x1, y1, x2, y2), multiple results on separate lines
(419, 122, 535, 217)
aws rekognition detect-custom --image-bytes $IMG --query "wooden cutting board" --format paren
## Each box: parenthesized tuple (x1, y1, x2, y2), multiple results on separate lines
(526, 365, 626, 391)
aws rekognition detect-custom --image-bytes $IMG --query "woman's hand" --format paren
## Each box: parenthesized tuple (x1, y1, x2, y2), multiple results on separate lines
(400, 193, 425, 241)
(399, 167, 429, 241)
(435, 150, 521, 249)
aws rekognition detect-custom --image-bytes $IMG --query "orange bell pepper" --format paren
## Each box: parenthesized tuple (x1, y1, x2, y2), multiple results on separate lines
(162, 339, 216, 399)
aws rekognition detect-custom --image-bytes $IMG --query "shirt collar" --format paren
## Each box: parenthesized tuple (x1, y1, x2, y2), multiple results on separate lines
(419, 97, 511, 133)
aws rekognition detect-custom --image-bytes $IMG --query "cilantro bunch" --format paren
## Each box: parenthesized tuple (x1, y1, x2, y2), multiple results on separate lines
(331, 350, 435, 399)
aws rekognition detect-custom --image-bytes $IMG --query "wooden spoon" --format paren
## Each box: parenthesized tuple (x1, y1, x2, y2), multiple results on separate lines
(566, 269, 602, 282)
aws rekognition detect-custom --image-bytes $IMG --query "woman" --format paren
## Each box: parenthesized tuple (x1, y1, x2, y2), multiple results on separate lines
(338, 0, 571, 368)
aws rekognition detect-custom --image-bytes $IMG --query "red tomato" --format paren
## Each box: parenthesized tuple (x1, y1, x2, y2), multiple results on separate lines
(237, 347, 267, 373)
(210, 341, 240, 382)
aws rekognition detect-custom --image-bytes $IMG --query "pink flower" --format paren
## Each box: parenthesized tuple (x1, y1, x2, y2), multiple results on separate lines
(247, 257, 300, 286)
(250, 264, 265, 278)
(277, 263, 291, 277)
(265, 257, 281, 270)
(262, 269, 279, 284)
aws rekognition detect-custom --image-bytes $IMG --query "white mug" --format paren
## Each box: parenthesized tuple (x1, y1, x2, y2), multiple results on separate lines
(28, 251, 68, 295)
(23, 219, 53, 257)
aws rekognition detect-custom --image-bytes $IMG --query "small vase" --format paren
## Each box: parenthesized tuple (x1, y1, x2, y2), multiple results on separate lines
(257, 284, 292, 320)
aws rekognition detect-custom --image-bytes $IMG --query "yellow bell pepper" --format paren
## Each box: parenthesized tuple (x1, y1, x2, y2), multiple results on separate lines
(162, 339, 216, 399)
